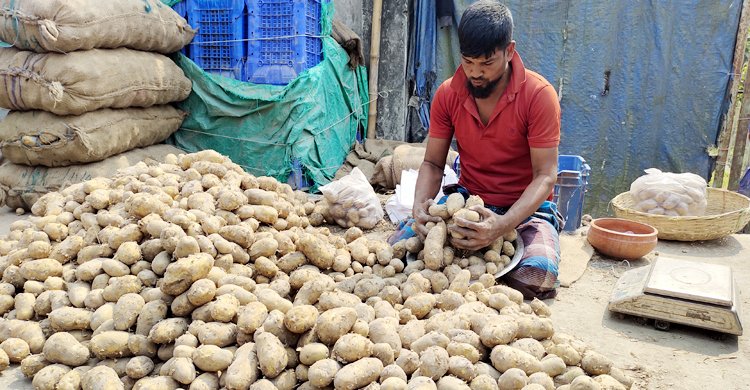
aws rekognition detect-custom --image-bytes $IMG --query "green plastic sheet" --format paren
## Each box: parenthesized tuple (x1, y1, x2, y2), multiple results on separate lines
(167, 1, 369, 190)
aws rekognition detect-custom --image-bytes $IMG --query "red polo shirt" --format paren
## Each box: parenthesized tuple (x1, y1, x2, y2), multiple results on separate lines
(429, 52, 561, 207)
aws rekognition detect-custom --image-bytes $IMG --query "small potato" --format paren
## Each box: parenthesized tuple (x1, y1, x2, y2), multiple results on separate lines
(192, 345, 234, 372)
(490, 345, 541, 375)
(284, 305, 319, 334)
(1, 338, 30, 362)
(90, 331, 132, 359)
(148, 318, 189, 344)
(43, 332, 89, 366)
(32, 364, 71, 390)
(300, 343, 329, 366)
(114, 293, 145, 331)
(497, 367, 528, 389)
(256, 331, 288, 378)
(308, 358, 342, 387)
(333, 357, 383, 390)
(237, 302, 269, 334)
(81, 365, 122, 390)
(315, 307, 358, 345)
(419, 346, 450, 381)
(332, 333, 373, 363)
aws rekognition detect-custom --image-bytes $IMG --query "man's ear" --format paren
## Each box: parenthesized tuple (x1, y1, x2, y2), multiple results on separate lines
(505, 41, 516, 61)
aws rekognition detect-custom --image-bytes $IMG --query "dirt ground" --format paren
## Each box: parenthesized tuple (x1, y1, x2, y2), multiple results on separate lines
(0, 206, 748, 389)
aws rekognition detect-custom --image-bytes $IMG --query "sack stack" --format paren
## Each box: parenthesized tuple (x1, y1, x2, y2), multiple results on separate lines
(0, 0, 195, 209)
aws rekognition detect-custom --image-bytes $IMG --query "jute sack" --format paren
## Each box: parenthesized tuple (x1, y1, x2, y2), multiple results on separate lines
(0, 144, 183, 210)
(0, 106, 185, 167)
(0, 0, 194, 53)
(0, 47, 192, 115)
(372, 145, 459, 189)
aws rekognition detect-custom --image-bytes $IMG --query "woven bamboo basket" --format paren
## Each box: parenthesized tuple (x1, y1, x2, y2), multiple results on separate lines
(611, 188, 750, 241)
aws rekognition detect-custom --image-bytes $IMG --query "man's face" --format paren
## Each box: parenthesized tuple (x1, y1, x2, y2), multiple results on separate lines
(462, 42, 515, 99)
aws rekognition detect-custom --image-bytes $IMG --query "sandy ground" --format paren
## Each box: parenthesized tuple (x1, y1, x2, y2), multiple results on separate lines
(0, 206, 748, 389)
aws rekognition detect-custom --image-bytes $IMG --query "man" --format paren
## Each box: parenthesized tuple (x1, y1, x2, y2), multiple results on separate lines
(413, 1, 562, 299)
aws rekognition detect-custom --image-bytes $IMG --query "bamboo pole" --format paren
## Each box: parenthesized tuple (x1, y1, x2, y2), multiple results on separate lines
(729, 71, 750, 190)
(713, 0, 750, 187)
(366, 0, 383, 139)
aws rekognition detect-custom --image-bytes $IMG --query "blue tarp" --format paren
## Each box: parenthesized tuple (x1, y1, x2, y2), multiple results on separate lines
(412, 1, 742, 216)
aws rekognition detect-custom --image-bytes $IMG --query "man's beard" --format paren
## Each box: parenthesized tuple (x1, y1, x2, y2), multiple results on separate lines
(467, 76, 502, 99)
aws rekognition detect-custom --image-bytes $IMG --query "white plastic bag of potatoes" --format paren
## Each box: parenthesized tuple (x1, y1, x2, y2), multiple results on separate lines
(320, 167, 384, 229)
(629, 168, 708, 216)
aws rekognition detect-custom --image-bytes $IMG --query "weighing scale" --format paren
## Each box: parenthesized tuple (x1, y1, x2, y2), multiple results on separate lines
(608, 257, 743, 336)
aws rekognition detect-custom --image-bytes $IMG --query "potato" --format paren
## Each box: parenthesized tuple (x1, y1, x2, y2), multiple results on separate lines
(490, 345, 541, 375)
(136, 300, 168, 336)
(331, 333, 373, 363)
(20, 353, 49, 378)
(224, 342, 259, 390)
(505, 337, 543, 361)
(418, 346, 449, 380)
(256, 331, 288, 378)
(297, 234, 336, 269)
(102, 275, 142, 302)
(196, 322, 237, 347)
(80, 365, 122, 390)
(581, 350, 613, 376)
(15, 293, 36, 320)
(191, 373, 220, 390)
(161, 253, 214, 296)
(497, 367, 528, 389)
(49, 307, 92, 331)
(1, 337, 30, 362)
(237, 301, 269, 334)
(308, 358, 342, 387)
(90, 331, 132, 359)
(43, 332, 89, 366)
(480, 318, 519, 347)
(149, 318, 189, 344)
(299, 343, 329, 366)
(128, 335, 157, 358)
(114, 293, 145, 331)
(210, 294, 240, 322)
(32, 364, 72, 390)
(192, 345, 234, 372)
(20, 258, 63, 281)
(183, 280, 216, 307)
(546, 343, 581, 366)
(403, 293, 436, 319)
(333, 357, 384, 390)
(315, 307, 357, 344)
(126, 356, 154, 379)
(284, 305, 319, 334)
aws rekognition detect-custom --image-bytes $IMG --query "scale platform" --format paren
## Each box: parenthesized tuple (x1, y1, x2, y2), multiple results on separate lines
(608, 257, 743, 336)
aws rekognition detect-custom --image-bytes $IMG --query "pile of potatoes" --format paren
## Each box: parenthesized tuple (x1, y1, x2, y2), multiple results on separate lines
(0, 150, 633, 389)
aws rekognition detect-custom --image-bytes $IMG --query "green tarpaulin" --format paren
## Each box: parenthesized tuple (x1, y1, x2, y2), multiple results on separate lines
(167, 1, 368, 190)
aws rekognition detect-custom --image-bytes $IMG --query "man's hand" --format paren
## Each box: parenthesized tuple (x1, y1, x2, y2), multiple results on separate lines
(449, 206, 513, 251)
(413, 199, 442, 240)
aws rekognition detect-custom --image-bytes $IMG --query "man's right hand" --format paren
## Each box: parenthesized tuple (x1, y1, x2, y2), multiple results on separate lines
(413, 199, 442, 240)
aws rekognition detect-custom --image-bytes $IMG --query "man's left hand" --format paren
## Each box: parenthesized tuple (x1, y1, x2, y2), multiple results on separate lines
(449, 206, 512, 251)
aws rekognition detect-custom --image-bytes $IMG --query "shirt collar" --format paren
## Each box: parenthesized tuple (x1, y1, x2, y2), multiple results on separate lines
(450, 51, 527, 99)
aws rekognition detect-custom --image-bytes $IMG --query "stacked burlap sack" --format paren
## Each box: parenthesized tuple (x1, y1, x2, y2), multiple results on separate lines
(0, 0, 195, 210)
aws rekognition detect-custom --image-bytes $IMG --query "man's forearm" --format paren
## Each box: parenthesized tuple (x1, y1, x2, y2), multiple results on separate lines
(500, 173, 557, 229)
(413, 161, 445, 208)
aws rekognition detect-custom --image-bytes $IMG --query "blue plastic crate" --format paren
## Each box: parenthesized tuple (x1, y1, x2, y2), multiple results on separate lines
(245, 0, 325, 85)
(172, 1, 190, 56)
(554, 155, 591, 232)
(187, 0, 246, 80)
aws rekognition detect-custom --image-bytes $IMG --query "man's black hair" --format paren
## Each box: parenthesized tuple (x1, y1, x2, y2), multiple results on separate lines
(458, 1, 514, 58)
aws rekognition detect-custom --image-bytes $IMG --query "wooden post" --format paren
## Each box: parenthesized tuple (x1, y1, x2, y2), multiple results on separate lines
(366, 0, 383, 139)
(729, 72, 750, 190)
(713, 0, 750, 187)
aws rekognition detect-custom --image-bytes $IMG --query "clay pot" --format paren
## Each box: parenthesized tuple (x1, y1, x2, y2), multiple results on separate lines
(587, 218, 658, 259)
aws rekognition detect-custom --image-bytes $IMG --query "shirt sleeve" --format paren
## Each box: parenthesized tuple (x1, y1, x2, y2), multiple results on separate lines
(527, 85, 561, 148)
(428, 81, 455, 140)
